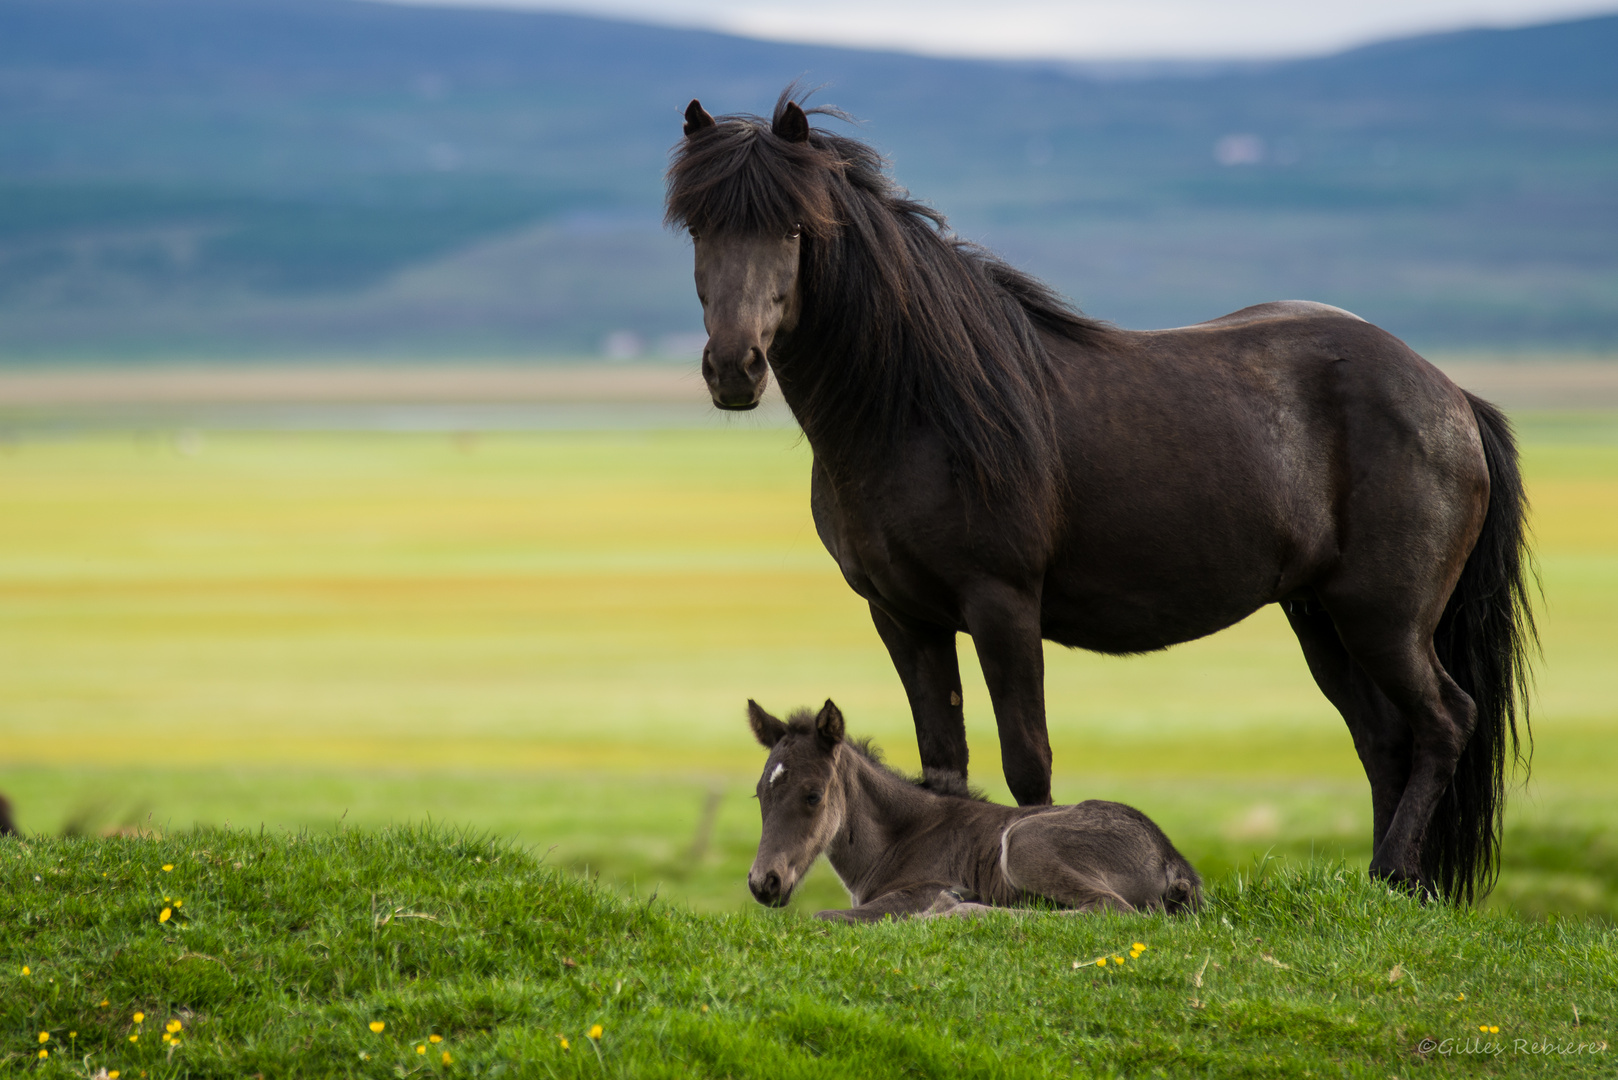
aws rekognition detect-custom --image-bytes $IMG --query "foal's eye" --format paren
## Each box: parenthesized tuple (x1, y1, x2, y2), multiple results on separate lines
(688, 228, 700, 239)
(805, 791, 821, 806)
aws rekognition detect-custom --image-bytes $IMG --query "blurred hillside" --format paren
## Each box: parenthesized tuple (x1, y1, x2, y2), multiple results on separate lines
(1, 0, 1615, 360)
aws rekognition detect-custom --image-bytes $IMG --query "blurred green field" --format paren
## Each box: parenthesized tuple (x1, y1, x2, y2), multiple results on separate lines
(1, 414, 1615, 917)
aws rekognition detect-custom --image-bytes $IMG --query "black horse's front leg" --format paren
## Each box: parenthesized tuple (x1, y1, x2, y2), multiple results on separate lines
(966, 584, 1051, 806)
(869, 603, 969, 793)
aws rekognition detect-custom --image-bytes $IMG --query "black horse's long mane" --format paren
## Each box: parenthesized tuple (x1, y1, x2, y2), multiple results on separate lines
(666, 89, 1113, 495)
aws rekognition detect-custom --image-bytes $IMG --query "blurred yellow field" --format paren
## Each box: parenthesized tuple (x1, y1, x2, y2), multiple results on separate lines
(1, 416, 1614, 913)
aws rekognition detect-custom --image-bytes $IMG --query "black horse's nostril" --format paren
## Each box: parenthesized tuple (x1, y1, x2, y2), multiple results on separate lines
(744, 348, 766, 381)
(765, 870, 781, 893)
(701, 351, 716, 382)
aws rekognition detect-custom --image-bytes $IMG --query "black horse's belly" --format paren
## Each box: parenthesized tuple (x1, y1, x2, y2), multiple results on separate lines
(1038, 583, 1268, 654)
(1037, 495, 1316, 653)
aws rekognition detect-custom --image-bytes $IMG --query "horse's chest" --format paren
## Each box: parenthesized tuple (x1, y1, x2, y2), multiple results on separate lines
(809, 465, 960, 621)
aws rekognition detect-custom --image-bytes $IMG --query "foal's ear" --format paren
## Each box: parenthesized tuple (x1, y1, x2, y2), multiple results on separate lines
(683, 99, 716, 137)
(747, 699, 788, 749)
(772, 101, 810, 143)
(814, 699, 844, 747)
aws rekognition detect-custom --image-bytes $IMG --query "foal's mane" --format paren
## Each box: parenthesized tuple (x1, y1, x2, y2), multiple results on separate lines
(666, 88, 1112, 496)
(781, 710, 985, 801)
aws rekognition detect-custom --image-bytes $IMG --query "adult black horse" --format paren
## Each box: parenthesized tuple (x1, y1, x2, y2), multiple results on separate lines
(666, 91, 1535, 902)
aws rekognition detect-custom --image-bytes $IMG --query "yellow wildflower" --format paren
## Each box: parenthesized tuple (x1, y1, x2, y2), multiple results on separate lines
(700, 1005, 708, 1013)
(558, 1036, 570, 1051)
(429, 1034, 443, 1043)
(100, 1000, 109, 1007)
(159, 908, 172, 923)
(442, 1051, 453, 1065)
(1132, 942, 1147, 952)
(173, 900, 182, 908)
(21, 966, 29, 976)
(109, 1072, 120, 1078)
(162, 1034, 173, 1045)
(1457, 993, 1466, 1001)
(69, 1032, 76, 1039)
(38, 1050, 48, 1060)
(39, 1032, 50, 1043)
(129, 1035, 139, 1043)
(1112, 956, 1125, 964)
(1489, 1026, 1500, 1034)
(417, 1045, 426, 1055)
(166, 1020, 182, 1034)
(1096, 958, 1107, 967)
(162, 865, 173, 872)
(369, 1021, 385, 1034)
(133, 1013, 144, 1024)
(589, 1024, 603, 1040)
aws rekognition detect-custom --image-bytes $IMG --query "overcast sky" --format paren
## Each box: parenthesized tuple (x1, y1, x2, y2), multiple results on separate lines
(386, 0, 1618, 59)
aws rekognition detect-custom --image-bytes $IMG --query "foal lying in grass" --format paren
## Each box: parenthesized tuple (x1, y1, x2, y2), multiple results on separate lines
(746, 700, 1202, 922)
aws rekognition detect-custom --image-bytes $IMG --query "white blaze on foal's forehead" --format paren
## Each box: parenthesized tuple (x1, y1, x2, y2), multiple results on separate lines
(768, 762, 786, 786)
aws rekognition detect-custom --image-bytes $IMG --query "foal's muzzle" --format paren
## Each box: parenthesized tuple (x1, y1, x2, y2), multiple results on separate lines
(703, 345, 768, 411)
(748, 868, 790, 907)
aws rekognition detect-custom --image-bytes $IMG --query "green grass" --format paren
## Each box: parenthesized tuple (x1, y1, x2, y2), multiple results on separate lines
(0, 416, 1616, 920)
(3, 827, 1614, 1078)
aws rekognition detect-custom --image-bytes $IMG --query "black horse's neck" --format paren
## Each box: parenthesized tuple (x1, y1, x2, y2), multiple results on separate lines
(767, 225, 1086, 498)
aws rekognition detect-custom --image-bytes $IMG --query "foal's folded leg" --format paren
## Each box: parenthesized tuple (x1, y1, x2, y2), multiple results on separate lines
(815, 882, 961, 923)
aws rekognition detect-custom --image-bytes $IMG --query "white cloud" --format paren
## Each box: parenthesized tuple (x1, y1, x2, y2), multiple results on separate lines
(384, 0, 1618, 59)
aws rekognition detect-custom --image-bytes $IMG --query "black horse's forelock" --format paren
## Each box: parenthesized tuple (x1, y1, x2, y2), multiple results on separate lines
(666, 86, 1114, 497)
(665, 90, 856, 238)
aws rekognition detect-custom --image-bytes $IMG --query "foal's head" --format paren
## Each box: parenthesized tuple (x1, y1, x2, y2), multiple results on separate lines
(666, 92, 853, 411)
(745, 698, 847, 907)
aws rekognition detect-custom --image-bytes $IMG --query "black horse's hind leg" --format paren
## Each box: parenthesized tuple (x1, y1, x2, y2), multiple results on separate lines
(965, 584, 1052, 806)
(1311, 595, 1479, 891)
(1284, 603, 1412, 856)
(869, 604, 969, 792)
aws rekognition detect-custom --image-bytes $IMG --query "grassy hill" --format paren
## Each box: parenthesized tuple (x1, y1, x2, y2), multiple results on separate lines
(3, 827, 1614, 1077)
(1, 0, 1615, 358)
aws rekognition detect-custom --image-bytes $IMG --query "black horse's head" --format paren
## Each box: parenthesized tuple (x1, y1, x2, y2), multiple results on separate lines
(665, 91, 849, 410)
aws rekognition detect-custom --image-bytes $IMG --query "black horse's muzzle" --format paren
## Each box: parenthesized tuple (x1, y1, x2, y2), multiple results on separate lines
(703, 345, 768, 411)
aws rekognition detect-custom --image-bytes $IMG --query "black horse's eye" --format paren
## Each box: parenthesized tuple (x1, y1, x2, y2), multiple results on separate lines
(688, 227, 700, 239)
(805, 791, 821, 806)
(787, 224, 801, 240)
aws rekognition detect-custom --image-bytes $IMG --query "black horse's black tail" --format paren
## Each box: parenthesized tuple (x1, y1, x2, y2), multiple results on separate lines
(1424, 393, 1539, 903)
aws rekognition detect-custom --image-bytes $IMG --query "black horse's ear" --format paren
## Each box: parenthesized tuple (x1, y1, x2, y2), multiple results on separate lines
(684, 99, 716, 137)
(813, 699, 844, 747)
(748, 700, 788, 749)
(772, 101, 810, 143)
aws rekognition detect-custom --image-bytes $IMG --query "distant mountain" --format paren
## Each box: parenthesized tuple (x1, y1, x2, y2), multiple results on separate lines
(1, 0, 1615, 359)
